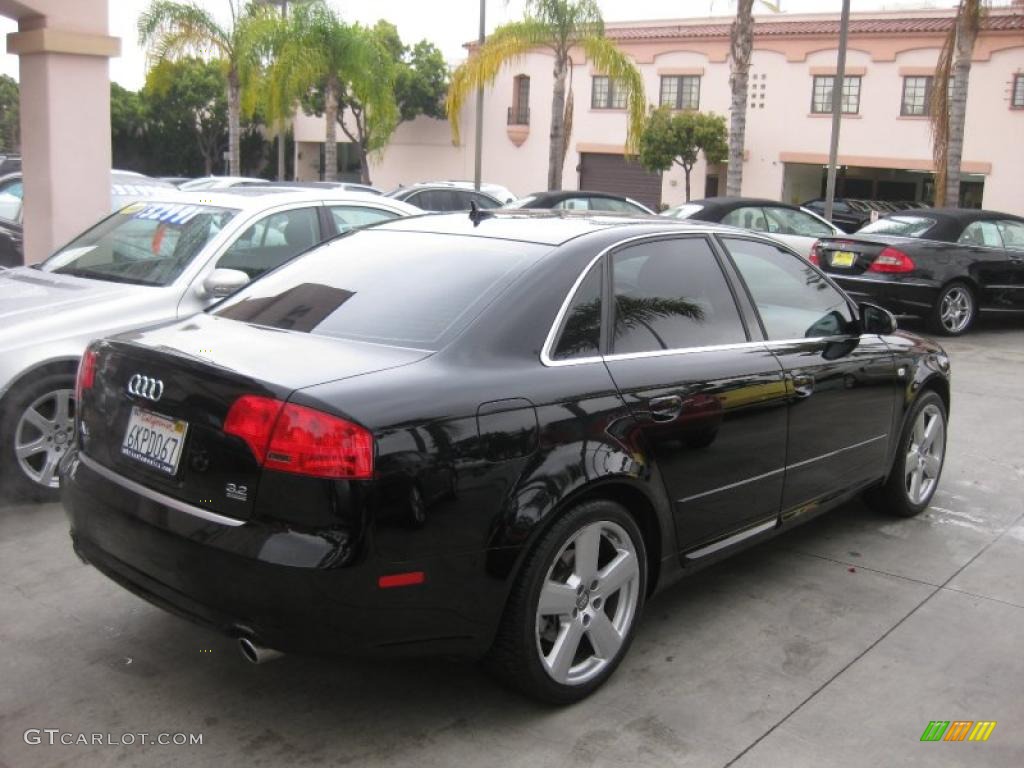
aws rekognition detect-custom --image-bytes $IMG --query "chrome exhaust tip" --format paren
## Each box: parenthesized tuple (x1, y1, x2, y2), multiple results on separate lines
(238, 637, 283, 664)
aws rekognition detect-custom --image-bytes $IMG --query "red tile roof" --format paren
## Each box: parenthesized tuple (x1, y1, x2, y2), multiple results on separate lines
(605, 12, 1024, 42)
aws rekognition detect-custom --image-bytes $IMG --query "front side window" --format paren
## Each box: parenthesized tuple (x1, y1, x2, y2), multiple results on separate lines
(958, 220, 1004, 248)
(1013, 74, 1024, 108)
(329, 205, 399, 233)
(552, 261, 602, 360)
(40, 202, 237, 286)
(723, 237, 855, 339)
(858, 215, 937, 238)
(610, 237, 746, 354)
(216, 206, 320, 280)
(901, 76, 932, 116)
(763, 207, 835, 237)
(722, 207, 769, 232)
(592, 76, 627, 109)
(659, 75, 701, 110)
(812, 75, 861, 114)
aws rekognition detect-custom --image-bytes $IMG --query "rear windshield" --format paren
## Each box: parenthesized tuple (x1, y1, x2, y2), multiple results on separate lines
(40, 202, 237, 286)
(858, 215, 936, 238)
(213, 230, 546, 349)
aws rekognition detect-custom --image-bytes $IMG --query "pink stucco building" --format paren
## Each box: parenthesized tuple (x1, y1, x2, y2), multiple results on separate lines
(294, 6, 1024, 214)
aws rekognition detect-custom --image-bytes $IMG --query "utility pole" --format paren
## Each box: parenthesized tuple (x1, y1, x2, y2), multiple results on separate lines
(824, 0, 850, 223)
(474, 0, 486, 190)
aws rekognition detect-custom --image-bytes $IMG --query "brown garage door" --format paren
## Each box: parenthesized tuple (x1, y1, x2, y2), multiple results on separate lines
(579, 153, 662, 210)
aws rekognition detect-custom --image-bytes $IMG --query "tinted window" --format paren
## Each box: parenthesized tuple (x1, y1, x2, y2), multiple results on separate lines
(958, 220, 1004, 248)
(611, 237, 746, 354)
(590, 197, 646, 214)
(996, 220, 1024, 251)
(724, 237, 855, 339)
(859, 215, 936, 238)
(468, 192, 501, 209)
(214, 231, 544, 349)
(216, 206, 320, 280)
(764, 207, 834, 237)
(329, 205, 399, 233)
(40, 202, 237, 286)
(552, 261, 602, 360)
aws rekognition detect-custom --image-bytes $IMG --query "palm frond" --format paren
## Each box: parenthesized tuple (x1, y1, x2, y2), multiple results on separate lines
(446, 19, 552, 145)
(581, 36, 646, 153)
(138, 0, 230, 68)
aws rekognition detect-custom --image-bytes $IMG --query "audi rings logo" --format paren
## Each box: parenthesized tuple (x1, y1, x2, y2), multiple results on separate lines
(127, 374, 164, 402)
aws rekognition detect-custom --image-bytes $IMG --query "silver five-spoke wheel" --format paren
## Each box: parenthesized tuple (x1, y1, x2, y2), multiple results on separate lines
(535, 520, 640, 686)
(939, 286, 972, 334)
(905, 402, 944, 506)
(14, 388, 75, 489)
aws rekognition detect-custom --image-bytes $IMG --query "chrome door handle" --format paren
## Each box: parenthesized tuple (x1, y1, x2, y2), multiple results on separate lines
(791, 374, 815, 398)
(648, 395, 683, 422)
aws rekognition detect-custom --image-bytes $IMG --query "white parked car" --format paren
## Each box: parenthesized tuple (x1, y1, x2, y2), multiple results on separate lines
(661, 197, 842, 259)
(178, 176, 269, 191)
(0, 188, 420, 496)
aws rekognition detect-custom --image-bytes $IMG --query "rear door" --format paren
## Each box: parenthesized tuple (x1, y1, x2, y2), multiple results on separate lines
(600, 235, 790, 555)
(720, 236, 899, 516)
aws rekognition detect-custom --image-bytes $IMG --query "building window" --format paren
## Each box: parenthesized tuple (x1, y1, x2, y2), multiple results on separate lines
(901, 76, 933, 116)
(1012, 74, 1024, 108)
(592, 76, 627, 109)
(509, 75, 530, 125)
(659, 75, 701, 110)
(811, 75, 860, 114)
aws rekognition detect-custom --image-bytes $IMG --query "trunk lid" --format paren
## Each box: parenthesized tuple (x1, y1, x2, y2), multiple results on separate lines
(814, 235, 903, 276)
(79, 314, 430, 520)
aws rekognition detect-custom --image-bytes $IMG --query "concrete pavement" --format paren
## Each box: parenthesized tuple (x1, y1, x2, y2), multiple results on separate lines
(1, 318, 1022, 767)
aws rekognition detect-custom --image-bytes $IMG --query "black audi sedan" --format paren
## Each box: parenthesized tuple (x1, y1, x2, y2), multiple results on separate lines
(811, 208, 1024, 335)
(62, 212, 951, 703)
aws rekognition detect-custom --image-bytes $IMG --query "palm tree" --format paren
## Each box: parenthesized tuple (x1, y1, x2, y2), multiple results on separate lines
(139, 0, 277, 176)
(446, 0, 645, 191)
(930, 0, 984, 207)
(726, 0, 779, 197)
(270, 1, 375, 181)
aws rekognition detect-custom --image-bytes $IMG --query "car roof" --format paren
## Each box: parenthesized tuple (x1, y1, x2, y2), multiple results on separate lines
(525, 190, 640, 203)
(121, 188, 422, 214)
(681, 196, 804, 213)
(895, 207, 1024, 223)
(372, 209, 754, 246)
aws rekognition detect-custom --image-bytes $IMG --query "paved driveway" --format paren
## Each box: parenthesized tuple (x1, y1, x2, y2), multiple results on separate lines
(2, 319, 1022, 767)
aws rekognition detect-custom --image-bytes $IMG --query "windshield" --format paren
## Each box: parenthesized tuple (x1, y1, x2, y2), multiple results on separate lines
(214, 230, 546, 349)
(858, 215, 936, 238)
(40, 202, 238, 286)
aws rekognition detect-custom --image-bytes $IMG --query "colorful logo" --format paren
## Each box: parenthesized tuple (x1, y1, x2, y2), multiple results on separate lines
(920, 721, 996, 742)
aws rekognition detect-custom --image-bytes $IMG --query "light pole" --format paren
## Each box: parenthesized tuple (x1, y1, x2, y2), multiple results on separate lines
(474, 0, 486, 190)
(824, 0, 850, 222)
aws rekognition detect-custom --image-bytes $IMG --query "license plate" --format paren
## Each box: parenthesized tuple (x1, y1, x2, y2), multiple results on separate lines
(831, 250, 856, 267)
(121, 406, 188, 475)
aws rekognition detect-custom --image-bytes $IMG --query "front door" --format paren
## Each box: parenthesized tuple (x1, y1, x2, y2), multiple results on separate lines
(720, 236, 899, 516)
(600, 235, 790, 554)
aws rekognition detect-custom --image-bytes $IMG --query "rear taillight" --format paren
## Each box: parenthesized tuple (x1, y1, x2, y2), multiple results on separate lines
(75, 348, 97, 402)
(809, 240, 822, 265)
(224, 395, 374, 479)
(869, 246, 916, 273)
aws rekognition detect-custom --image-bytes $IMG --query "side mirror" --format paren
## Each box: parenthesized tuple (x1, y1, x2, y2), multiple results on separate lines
(859, 302, 897, 335)
(201, 268, 249, 299)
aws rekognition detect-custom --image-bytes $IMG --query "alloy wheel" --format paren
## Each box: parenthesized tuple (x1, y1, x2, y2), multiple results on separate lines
(14, 388, 75, 489)
(939, 286, 972, 334)
(905, 403, 944, 506)
(534, 520, 640, 686)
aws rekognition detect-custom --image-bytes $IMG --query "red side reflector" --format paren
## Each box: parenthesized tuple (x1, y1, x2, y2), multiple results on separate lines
(378, 571, 425, 589)
(868, 246, 916, 273)
(75, 348, 97, 402)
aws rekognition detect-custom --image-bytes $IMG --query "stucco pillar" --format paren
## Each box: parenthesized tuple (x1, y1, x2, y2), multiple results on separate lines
(5, 8, 119, 264)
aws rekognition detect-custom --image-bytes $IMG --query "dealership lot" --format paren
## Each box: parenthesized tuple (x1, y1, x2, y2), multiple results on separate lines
(1, 318, 1022, 768)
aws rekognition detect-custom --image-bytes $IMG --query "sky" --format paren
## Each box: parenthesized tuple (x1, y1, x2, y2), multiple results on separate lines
(1, 0, 969, 90)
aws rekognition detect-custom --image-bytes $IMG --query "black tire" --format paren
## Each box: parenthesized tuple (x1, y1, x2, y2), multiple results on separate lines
(0, 371, 77, 502)
(928, 281, 976, 336)
(866, 391, 947, 518)
(486, 499, 647, 704)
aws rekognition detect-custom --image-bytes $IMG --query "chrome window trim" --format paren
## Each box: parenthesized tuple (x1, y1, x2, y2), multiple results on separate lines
(79, 452, 245, 528)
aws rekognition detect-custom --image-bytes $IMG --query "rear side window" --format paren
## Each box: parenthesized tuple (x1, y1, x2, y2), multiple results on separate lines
(996, 219, 1024, 251)
(328, 205, 399, 233)
(722, 207, 768, 232)
(214, 231, 544, 349)
(723, 237, 855, 339)
(764, 207, 834, 237)
(859, 215, 936, 238)
(468, 192, 501, 209)
(552, 262, 602, 360)
(610, 237, 746, 354)
(958, 220, 1004, 248)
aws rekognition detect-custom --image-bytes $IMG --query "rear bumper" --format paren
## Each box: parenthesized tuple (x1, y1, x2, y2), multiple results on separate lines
(830, 274, 940, 319)
(61, 451, 494, 658)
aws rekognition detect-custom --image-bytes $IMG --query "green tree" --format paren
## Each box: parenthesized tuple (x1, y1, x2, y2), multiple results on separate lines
(110, 82, 147, 170)
(638, 106, 728, 202)
(138, 0, 278, 176)
(446, 0, 645, 191)
(0, 75, 19, 154)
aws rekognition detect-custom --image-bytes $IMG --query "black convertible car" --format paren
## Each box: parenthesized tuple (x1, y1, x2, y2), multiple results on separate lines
(812, 208, 1024, 335)
(62, 212, 951, 703)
